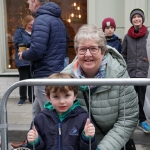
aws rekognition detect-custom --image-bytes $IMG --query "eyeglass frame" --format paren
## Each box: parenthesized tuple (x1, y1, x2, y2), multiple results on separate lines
(76, 46, 101, 55)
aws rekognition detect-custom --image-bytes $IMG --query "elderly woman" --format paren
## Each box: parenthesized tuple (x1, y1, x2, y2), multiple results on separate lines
(62, 24, 138, 150)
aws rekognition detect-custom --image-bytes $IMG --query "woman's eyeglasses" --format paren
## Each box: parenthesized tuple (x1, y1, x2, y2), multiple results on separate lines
(77, 46, 100, 55)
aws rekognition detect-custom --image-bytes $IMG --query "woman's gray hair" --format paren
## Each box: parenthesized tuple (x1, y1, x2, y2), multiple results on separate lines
(74, 24, 107, 54)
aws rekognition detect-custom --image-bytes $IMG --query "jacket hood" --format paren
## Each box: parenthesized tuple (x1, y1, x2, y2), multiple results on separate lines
(42, 100, 84, 119)
(36, 2, 61, 18)
(105, 45, 126, 78)
(44, 99, 80, 110)
(106, 34, 120, 41)
(17, 27, 31, 36)
(113, 34, 119, 39)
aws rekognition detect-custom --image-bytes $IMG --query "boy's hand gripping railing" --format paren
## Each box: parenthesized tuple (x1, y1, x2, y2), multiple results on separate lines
(0, 78, 150, 150)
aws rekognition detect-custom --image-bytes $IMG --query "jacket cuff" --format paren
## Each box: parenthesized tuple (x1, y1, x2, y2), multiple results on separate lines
(26, 136, 40, 148)
(81, 131, 95, 143)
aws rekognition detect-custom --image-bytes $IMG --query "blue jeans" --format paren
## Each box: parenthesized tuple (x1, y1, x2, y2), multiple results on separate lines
(64, 57, 69, 68)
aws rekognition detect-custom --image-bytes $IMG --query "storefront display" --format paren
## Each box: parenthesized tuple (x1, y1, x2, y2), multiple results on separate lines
(6, 0, 87, 69)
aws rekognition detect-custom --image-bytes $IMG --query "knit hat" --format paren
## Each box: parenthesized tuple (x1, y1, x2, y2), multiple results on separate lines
(102, 17, 116, 31)
(130, 8, 145, 24)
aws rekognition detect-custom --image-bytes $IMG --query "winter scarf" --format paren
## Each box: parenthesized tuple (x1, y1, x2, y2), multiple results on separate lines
(128, 25, 147, 38)
(74, 55, 107, 92)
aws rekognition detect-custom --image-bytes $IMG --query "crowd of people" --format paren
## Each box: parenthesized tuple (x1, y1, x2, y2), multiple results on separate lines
(8, 0, 150, 149)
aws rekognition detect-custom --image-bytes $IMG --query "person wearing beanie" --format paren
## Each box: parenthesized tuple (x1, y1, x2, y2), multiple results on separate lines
(102, 17, 122, 53)
(122, 8, 150, 133)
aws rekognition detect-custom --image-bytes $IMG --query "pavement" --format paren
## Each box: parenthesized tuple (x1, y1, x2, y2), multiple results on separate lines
(0, 98, 150, 150)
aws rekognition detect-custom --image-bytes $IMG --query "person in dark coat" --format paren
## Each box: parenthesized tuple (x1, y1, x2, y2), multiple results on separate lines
(25, 73, 97, 150)
(14, 15, 34, 105)
(64, 25, 71, 68)
(102, 17, 122, 53)
(121, 8, 150, 133)
(18, 0, 66, 116)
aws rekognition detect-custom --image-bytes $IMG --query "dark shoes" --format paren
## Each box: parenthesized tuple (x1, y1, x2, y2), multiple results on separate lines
(11, 140, 26, 148)
(18, 99, 34, 105)
(18, 99, 25, 106)
(29, 98, 35, 103)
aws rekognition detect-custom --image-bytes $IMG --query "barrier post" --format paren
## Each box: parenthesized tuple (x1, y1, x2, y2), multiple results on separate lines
(0, 78, 150, 150)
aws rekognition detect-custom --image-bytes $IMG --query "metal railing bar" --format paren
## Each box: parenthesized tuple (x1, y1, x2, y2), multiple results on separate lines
(1, 78, 150, 150)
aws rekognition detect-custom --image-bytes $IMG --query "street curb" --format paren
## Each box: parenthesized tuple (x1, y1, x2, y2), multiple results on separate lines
(7, 125, 150, 145)
(8, 124, 29, 142)
(132, 128, 150, 145)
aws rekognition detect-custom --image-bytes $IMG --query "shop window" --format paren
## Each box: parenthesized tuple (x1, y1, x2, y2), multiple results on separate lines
(6, 0, 87, 69)
(6, 0, 30, 69)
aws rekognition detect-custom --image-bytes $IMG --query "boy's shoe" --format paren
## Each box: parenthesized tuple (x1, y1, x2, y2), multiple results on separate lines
(18, 99, 25, 106)
(138, 121, 150, 133)
(11, 140, 26, 148)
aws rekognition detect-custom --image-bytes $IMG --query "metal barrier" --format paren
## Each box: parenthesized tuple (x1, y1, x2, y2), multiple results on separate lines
(0, 78, 150, 150)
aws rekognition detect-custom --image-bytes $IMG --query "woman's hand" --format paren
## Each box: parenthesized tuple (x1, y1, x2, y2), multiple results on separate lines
(18, 52, 23, 60)
(84, 118, 95, 137)
(27, 126, 38, 142)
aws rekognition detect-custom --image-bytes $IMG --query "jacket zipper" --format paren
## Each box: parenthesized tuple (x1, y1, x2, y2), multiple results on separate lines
(51, 111, 62, 150)
(52, 111, 71, 150)
(58, 123, 61, 150)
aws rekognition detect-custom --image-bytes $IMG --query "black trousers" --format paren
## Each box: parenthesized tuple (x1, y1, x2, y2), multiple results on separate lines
(18, 66, 33, 101)
(134, 86, 146, 123)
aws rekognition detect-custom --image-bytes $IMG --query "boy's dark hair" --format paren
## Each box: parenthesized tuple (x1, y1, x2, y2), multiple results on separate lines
(45, 73, 78, 97)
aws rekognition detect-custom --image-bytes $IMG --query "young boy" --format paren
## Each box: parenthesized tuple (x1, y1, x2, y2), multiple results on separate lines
(122, 8, 150, 133)
(25, 73, 97, 150)
(102, 17, 122, 53)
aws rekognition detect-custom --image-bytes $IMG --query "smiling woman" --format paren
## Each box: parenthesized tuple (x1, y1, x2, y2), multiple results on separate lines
(62, 24, 139, 150)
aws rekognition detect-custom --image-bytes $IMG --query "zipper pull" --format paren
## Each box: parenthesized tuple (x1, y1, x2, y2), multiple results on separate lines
(58, 123, 61, 135)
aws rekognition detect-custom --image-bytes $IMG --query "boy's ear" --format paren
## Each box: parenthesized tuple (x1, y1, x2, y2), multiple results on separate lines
(73, 94, 77, 101)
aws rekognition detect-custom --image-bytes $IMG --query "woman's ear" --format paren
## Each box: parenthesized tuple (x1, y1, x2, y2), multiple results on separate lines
(75, 50, 77, 55)
(34, 0, 40, 8)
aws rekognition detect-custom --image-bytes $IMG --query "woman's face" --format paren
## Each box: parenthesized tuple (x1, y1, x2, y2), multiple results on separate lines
(77, 39, 104, 78)
(25, 20, 34, 32)
(132, 14, 143, 28)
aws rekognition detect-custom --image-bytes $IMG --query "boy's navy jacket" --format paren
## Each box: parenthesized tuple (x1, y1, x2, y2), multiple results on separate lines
(106, 34, 122, 53)
(22, 2, 66, 78)
(26, 106, 97, 150)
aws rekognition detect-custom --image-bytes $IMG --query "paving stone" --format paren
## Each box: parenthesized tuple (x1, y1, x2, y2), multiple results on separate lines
(0, 98, 150, 149)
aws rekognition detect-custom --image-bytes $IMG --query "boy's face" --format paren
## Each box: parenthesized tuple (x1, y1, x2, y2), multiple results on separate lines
(132, 14, 143, 28)
(48, 90, 77, 114)
(104, 26, 115, 36)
